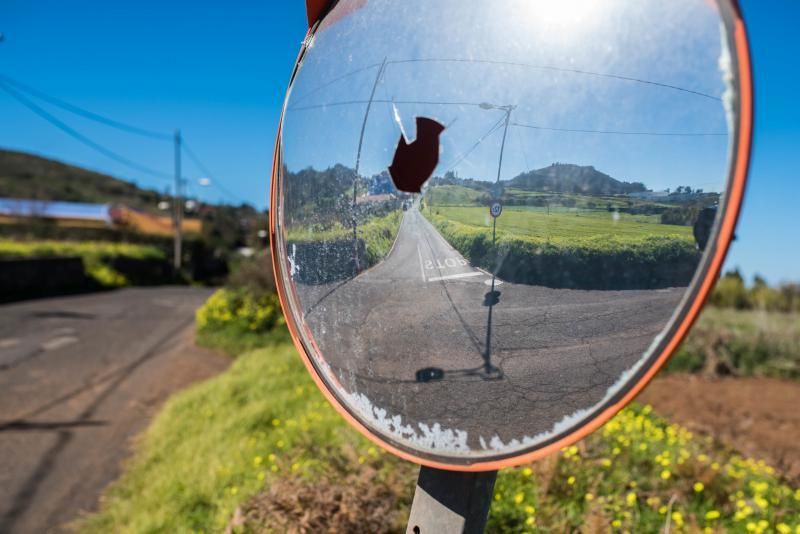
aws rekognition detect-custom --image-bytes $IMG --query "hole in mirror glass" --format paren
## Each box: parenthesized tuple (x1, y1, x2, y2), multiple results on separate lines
(273, 0, 750, 465)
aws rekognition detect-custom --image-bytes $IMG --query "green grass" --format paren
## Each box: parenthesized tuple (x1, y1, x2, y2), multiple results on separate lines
(667, 307, 800, 379)
(432, 205, 690, 240)
(76, 332, 411, 533)
(426, 184, 484, 205)
(78, 334, 800, 533)
(0, 239, 165, 287)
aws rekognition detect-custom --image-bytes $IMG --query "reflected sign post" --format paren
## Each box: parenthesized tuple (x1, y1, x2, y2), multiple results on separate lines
(271, 1, 753, 531)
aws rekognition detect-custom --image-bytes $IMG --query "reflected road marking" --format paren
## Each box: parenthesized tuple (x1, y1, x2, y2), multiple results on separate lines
(428, 272, 484, 282)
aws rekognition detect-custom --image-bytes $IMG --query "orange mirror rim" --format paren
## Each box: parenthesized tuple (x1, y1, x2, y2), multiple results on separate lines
(270, 0, 753, 471)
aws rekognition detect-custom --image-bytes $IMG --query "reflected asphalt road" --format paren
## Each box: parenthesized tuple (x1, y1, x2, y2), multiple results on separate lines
(0, 287, 225, 533)
(296, 205, 684, 454)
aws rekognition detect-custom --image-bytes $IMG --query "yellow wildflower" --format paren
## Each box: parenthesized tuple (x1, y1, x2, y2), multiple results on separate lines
(705, 510, 720, 520)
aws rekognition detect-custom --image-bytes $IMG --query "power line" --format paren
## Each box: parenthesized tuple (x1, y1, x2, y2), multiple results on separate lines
(386, 58, 721, 101)
(288, 98, 487, 112)
(0, 80, 172, 181)
(286, 57, 720, 109)
(181, 140, 248, 205)
(511, 122, 727, 136)
(289, 62, 384, 106)
(289, 94, 725, 138)
(0, 74, 172, 140)
(441, 115, 507, 174)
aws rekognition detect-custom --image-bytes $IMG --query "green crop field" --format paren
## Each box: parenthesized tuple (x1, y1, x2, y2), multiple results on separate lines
(425, 184, 484, 205)
(424, 205, 698, 289)
(430, 205, 691, 240)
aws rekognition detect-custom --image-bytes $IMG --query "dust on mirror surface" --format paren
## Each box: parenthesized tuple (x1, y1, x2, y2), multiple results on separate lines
(275, 0, 736, 459)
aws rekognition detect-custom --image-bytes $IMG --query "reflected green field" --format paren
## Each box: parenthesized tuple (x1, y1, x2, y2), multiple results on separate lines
(430, 205, 692, 240)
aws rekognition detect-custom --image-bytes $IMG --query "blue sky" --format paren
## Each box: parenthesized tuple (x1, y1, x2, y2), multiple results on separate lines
(0, 1, 797, 283)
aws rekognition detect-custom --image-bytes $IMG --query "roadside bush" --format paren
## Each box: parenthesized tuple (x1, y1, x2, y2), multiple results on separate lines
(710, 270, 800, 313)
(195, 288, 286, 355)
(0, 239, 168, 289)
(428, 215, 699, 290)
(227, 254, 276, 296)
(665, 307, 800, 379)
(285, 210, 402, 284)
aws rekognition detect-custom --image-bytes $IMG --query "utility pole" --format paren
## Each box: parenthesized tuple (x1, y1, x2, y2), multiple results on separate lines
(173, 129, 183, 271)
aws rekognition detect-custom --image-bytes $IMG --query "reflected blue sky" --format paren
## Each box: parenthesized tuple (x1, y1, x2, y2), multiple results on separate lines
(283, 0, 728, 194)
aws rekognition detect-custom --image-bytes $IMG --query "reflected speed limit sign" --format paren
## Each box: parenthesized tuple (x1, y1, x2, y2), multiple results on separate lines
(489, 201, 502, 218)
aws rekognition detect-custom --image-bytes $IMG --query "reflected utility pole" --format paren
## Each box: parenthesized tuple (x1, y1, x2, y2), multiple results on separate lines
(352, 57, 387, 274)
(478, 102, 515, 375)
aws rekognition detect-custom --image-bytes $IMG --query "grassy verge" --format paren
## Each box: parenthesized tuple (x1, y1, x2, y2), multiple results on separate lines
(425, 211, 698, 289)
(75, 333, 414, 533)
(80, 333, 800, 532)
(286, 210, 402, 268)
(666, 307, 800, 379)
(0, 239, 166, 287)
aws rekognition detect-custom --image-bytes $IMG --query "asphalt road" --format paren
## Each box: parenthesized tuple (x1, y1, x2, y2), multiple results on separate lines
(295, 205, 686, 457)
(0, 287, 226, 533)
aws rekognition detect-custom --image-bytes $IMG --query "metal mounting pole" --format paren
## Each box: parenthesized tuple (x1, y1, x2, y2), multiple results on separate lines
(406, 466, 497, 534)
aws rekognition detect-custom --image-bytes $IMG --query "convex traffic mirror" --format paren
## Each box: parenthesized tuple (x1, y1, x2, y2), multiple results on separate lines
(271, 0, 752, 469)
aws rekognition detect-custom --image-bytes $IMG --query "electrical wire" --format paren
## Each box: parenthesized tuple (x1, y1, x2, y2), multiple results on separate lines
(440, 115, 507, 174)
(181, 139, 248, 205)
(511, 121, 727, 136)
(287, 56, 721, 110)
(0, 74, 172, 140)
(288, 98, 488, 112)
(288, 62, 384, 106)
(0, 80, 172, 180)
(386, 58, 721, 101)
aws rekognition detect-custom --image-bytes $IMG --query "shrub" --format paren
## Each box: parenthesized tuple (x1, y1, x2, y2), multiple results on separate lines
(0, 239, 167, 288)
(665, 307, 800, 379)
(195, 288, 286, 355)
(196, 288, 284, 336)
(427, 214, 699, 290)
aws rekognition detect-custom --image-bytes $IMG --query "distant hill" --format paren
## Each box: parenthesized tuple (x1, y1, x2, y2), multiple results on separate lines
(506, 163, 647, 195)
(0, 149, 165, 212)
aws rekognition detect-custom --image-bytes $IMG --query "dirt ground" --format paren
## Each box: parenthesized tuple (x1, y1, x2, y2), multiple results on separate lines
(639, 374, 800, 484)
